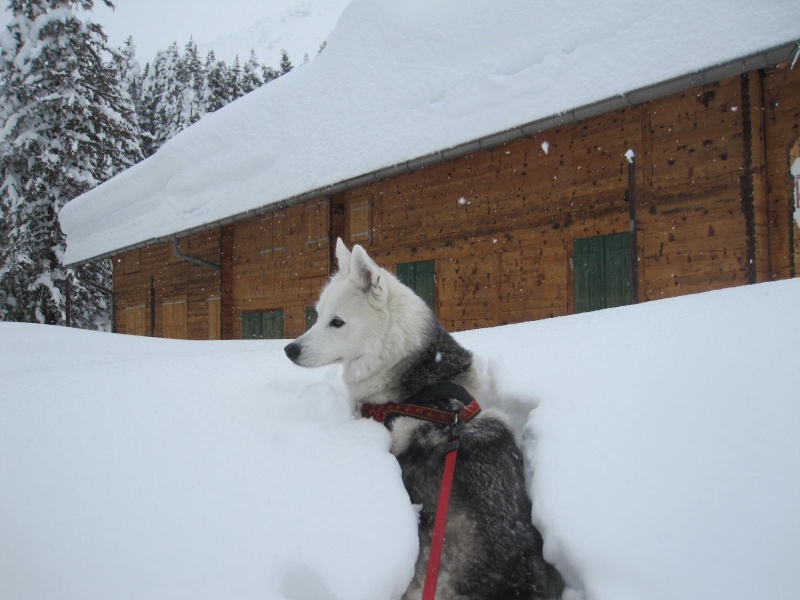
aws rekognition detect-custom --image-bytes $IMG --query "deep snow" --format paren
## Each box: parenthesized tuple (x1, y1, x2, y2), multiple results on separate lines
(59, 0, 800, 265)
(2, 279, 799, 600)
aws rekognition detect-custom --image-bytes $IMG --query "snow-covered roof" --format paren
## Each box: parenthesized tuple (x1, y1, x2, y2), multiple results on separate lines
(60, 0, 800, 265)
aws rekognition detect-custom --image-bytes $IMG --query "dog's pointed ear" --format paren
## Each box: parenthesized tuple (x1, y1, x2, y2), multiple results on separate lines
(335, 238, 351, 276)
(351, 244, 386, 302)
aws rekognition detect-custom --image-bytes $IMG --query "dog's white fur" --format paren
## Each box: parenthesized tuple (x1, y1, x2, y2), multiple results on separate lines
(290, 240, 483, 407)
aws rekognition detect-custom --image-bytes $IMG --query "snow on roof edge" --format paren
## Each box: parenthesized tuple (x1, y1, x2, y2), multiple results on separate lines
(64, 39, 799, 266)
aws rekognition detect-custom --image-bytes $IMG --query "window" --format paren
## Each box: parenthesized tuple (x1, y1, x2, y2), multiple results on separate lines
(261, 212, 286, 258)
(573, 232, 632, 313)
(241, 310, 285, 339)
(162, 296, 188, 339)
(349, 196, 371, 244)
(305, 307, 318, 331)
(305, 200, 330, 249)
(119, 248, 141, 274)
(396, 260, 435, 310)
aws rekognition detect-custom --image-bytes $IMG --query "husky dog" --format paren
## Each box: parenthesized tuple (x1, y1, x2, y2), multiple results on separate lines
(285, 240, 561, 600)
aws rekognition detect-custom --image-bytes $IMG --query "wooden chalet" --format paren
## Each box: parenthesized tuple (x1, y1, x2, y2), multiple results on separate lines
(61, 5, 800, 341)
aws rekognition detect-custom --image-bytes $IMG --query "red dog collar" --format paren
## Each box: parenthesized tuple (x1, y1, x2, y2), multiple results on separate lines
(361, 399, 481, 425)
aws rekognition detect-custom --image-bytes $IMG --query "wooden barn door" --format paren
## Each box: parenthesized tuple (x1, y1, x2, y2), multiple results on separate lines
(123, 305, 146, 336)
(162, 296, 188, 339)
(574, 233, 632, 313)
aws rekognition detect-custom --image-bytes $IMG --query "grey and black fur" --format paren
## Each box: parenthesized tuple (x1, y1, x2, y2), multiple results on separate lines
(386, 322, 560, 600)
(285, 240, 562, 600)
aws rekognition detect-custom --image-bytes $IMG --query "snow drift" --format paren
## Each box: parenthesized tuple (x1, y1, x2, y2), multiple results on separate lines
(2, 279, 799, 600)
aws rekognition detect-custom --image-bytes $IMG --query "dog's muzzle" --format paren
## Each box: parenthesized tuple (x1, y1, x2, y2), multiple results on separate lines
(284, 342, 301, 362)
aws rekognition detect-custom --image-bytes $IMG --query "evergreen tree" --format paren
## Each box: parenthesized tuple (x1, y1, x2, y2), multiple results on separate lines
(262, 63, 280, 84)
(181, 37, 205, 124)
(228, 54, 243, 101)
(241, 49, 263, 94)
(204, 50, 230, 112)
(279, 49, 293, 75)
(0, 0, 142, 328)
(116, 36, 141, 106)
(151, 42, 186, 143)
(136, 61, 159, 156)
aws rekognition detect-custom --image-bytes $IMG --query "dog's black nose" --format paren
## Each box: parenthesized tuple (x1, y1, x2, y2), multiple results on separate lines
(284, 342, 301, 362)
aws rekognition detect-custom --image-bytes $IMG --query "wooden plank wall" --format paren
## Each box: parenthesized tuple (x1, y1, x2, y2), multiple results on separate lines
(112, 67, 799, 337)
(113, 230, 222, 338)
(221, 199, 330, 339)
(338, 75, 767, 331)
(762, 61, 800, 278)
(641, 77, 751, 298)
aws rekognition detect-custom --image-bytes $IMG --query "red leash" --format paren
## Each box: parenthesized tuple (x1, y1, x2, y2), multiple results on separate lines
(422, 422, 463, 600)
(361, 391, 481, 600)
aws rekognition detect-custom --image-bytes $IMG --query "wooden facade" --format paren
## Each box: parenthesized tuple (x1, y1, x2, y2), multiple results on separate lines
(112, 63, 800, 340)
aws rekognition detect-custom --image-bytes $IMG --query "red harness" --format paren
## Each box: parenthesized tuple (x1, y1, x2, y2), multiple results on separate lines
(360, 398, 481, 425)
(361, 389, 481, 600)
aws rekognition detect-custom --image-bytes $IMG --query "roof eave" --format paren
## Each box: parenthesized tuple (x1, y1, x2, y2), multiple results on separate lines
(67, 39, 800, 267)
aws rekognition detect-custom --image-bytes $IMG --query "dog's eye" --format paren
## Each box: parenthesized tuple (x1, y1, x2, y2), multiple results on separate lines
(329, 317, 345, 328)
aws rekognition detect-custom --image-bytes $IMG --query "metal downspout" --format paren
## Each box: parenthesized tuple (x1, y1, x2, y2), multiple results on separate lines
(172, 237, 222, 270)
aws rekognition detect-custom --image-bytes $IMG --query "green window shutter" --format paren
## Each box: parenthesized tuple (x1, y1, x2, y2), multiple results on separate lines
(396, 262, 414, 290)
(396, 260, 435, 310)
(305, 307, 318, 331)
(241, 313, 258, 339)
(261, 310, 285, 339)
(574, 237, 606, 313)
(242, 310, 285, 339)
(574, 233, 632, 313)
(414, 260, 435, 309)
(604, 232, 632, 309)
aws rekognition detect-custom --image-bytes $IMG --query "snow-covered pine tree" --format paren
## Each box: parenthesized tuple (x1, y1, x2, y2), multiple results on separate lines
(116, 36, 141, 106)
(149, 42, 186, 145)
(241, 49, 263, 94)
(181, 37, 205, 125)
(262, 63, 280, 85)
(135, 61, 160, 156)
(0, 0, 142, 328)
(228, 54, 243, 101)
(204, 50, 230, 113)
(279, 48, 293, 75)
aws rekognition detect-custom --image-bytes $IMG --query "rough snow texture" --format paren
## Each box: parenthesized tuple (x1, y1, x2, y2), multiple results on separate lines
(59, 0, 800, 264)
(2, 280, 800, 600)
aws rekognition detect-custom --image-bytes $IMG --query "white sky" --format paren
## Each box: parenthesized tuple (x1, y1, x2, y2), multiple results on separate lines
(88, 0, 271, 60)
(0, 0, 348, 64)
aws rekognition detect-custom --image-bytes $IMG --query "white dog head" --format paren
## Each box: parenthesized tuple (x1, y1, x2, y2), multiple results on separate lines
(284, 239, 422, 380)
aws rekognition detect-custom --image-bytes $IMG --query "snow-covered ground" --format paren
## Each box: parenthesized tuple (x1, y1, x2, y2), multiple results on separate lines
(2, 280, 799, 600)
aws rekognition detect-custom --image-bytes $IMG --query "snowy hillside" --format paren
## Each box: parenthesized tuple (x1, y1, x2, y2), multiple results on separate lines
(192, 0, 351, 68)
(0, 0, 351, 67)
(2, 280, 799, 600)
